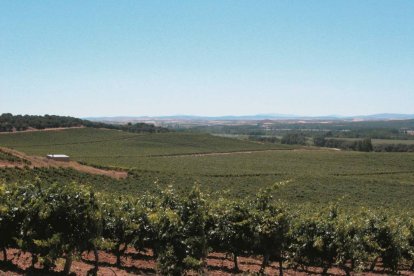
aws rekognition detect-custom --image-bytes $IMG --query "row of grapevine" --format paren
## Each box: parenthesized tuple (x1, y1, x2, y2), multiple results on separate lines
(1, 181, 414, 275)
(0, 149, 30, 165)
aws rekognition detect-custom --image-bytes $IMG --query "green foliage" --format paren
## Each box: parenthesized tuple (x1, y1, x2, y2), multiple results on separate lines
(2, 142, 414, 212)
(207, 198, 254, 271)
(315, 137, 373, 152)
(313, 135, 326, 147)
(0, 113, 84, 132)
(147, 186, 208, 275)
(288, 210, 338, 272)
(0, 183, 24, 255)
(14, 182, 101, 271)
(360, 212, 403, 272)
(374, 143, 414, 152)
(281, 133, 307, 145)
(248, 135, 280, 143)
(0, 128, 286, 161)
(1, 181, 414, 274)
(184, 119, 414, 140)
(315, 136, 414, 152)
(0, 113, 168, 133)
(1, 121, 414, 274)
(100, 196, 146, 266)
(250, 186, 289, 273)
(152, 208, 185, 275)
(180, 186, 207, 270)
(355, 138, 373, 152)
(0, 149, 30, 164)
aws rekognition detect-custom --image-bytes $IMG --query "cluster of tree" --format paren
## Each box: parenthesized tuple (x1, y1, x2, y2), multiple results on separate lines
(248, 135, 280, 144)
(314, 137, 373, 152)
(184, 120, 414, 141)
(1, 181, 414, 275)
(84, 121, 169, 133)
(373, 143, 414, 152)
(0, 113, 84, 132)
(0, 113, 169, 133)
(330, 128, 405, 140)
(281, 133, 307, 145)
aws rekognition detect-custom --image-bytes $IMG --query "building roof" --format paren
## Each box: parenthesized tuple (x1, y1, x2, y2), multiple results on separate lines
(47, 154, 69, 158)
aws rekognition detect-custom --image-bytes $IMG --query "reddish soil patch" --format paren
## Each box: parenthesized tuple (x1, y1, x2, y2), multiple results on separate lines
(0, 147, 127, 180)
(1, 249, 413, 276)
(0, 161, 21, 168)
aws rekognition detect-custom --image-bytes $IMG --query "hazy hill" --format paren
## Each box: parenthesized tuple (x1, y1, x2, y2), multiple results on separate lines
(85, 113, 414, 123)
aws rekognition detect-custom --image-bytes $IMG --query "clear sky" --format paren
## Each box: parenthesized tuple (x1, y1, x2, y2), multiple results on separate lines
(1, 0, 413, 117)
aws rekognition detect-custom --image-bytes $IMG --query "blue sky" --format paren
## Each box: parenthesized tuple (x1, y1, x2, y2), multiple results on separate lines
(1, 0, 413, 117)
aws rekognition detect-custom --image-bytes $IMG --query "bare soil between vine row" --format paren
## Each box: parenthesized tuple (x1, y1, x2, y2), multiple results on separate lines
(0, 248, 413, 275)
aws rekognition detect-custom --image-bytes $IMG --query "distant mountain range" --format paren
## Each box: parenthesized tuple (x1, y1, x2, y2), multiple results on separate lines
(85, 113, 414, 122)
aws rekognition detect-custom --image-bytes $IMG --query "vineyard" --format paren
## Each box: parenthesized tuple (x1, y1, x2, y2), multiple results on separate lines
(0, 181, 414, 275)
(0, 149, 30, 165)
(0, 128, 290, 159)
(3, 0, 414, 273)
(0, 128, 414, 275)
(0, 128, 414, 211)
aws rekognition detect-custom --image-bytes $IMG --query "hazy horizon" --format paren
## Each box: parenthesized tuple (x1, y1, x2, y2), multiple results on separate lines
(82, 112, 414, 119)
(1, 1, 413, 117)
(3, 112, 414, 119)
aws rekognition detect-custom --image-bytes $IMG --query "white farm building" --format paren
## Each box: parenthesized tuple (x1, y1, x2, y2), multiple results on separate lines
(46, 154, 70, 162)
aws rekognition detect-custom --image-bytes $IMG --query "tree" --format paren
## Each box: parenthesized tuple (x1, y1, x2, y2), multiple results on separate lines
(281, 133, 307, 145)
(313, 136, 326, 147)
(355, 138, 373, 152)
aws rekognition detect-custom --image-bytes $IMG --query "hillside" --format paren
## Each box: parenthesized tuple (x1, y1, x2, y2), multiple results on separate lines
(0, 113, 168, 133)
(0, 128, 289, 159)
(0, 128, 413, 212)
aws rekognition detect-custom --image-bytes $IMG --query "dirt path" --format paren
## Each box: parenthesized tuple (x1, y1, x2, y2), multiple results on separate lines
(151, 147, 340, 158)
(0, 147, 127, 179)
(0, 126, 85, 135)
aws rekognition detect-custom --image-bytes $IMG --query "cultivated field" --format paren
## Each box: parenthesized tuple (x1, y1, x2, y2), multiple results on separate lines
(0, 128, 413, 212)
(0, 128, 291, 158)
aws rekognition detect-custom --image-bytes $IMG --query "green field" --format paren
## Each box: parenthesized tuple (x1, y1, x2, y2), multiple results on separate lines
(0, 128, 290, 159)
(0, 128, 414, 212)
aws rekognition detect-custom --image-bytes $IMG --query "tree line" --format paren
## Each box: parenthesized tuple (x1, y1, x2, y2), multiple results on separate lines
(278, 132, 374, 151)
(0, 113, 169, 133)
(185, 120, 414, 141)
(373, 143, 414, 152)
(313, 137, 373, 152)
(1, 181, 414, 275)
(314, 136, 414, 152)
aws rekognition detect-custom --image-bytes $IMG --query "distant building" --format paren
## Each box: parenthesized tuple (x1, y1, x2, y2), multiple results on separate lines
(46, 154, 70, 162)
